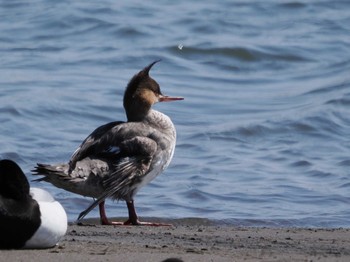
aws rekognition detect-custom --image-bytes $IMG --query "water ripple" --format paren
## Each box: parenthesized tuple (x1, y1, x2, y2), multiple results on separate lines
(0, 0, 350, 227)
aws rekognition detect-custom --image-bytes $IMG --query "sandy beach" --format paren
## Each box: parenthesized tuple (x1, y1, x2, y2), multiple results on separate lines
(1, 218, 349, 262)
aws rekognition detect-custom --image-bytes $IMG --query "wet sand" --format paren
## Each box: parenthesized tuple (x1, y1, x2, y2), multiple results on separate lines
(1, 218, 349, 261)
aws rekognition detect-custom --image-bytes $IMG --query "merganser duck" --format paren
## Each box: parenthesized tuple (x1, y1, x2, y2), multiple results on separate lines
(0, 159, 67, 249)
(33, 61, 183, 225)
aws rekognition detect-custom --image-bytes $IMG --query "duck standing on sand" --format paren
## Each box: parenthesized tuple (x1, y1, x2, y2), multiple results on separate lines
(0, 159, 67, 249)
(33, 61, 184, 225)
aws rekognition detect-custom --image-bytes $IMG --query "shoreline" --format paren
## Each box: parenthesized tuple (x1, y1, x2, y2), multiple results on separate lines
(1, 218, 349, 261)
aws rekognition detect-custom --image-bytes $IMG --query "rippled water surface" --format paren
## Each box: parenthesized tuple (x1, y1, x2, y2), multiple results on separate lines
(1, 1, 350, 227)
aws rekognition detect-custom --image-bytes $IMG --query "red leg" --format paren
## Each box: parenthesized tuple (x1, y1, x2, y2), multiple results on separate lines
(124, 200, 172, 226)
(99, 201, 124, 225)
(98, 200, 171, 226)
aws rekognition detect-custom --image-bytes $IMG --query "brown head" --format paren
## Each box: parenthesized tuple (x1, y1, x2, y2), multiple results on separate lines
(123, 60, 184, 122)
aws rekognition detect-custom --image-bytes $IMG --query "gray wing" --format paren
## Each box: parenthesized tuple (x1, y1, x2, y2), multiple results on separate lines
(68, 121, 124, 172)
(77, 136, 158, 221)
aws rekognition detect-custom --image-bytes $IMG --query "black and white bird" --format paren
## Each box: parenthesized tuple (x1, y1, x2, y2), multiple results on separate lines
(0, 159, 67, 249)
(33, 61, 183, 225)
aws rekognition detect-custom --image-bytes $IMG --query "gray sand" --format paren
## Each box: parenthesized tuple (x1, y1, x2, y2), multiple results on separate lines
(1, 218, 349, 261)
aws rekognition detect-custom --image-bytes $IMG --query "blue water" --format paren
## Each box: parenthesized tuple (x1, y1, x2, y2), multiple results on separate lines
(1, 1, 350, 228)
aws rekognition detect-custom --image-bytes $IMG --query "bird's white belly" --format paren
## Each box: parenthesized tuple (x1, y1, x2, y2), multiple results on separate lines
(24, 188, 67, 249)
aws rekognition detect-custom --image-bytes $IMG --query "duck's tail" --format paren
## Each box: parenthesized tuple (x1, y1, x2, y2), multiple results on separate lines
(32, 163, 69, 181)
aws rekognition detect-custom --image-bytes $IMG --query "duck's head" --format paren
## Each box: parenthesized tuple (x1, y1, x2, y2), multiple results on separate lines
(0, 159, 30, 200)
(123, 60, 184, 122)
